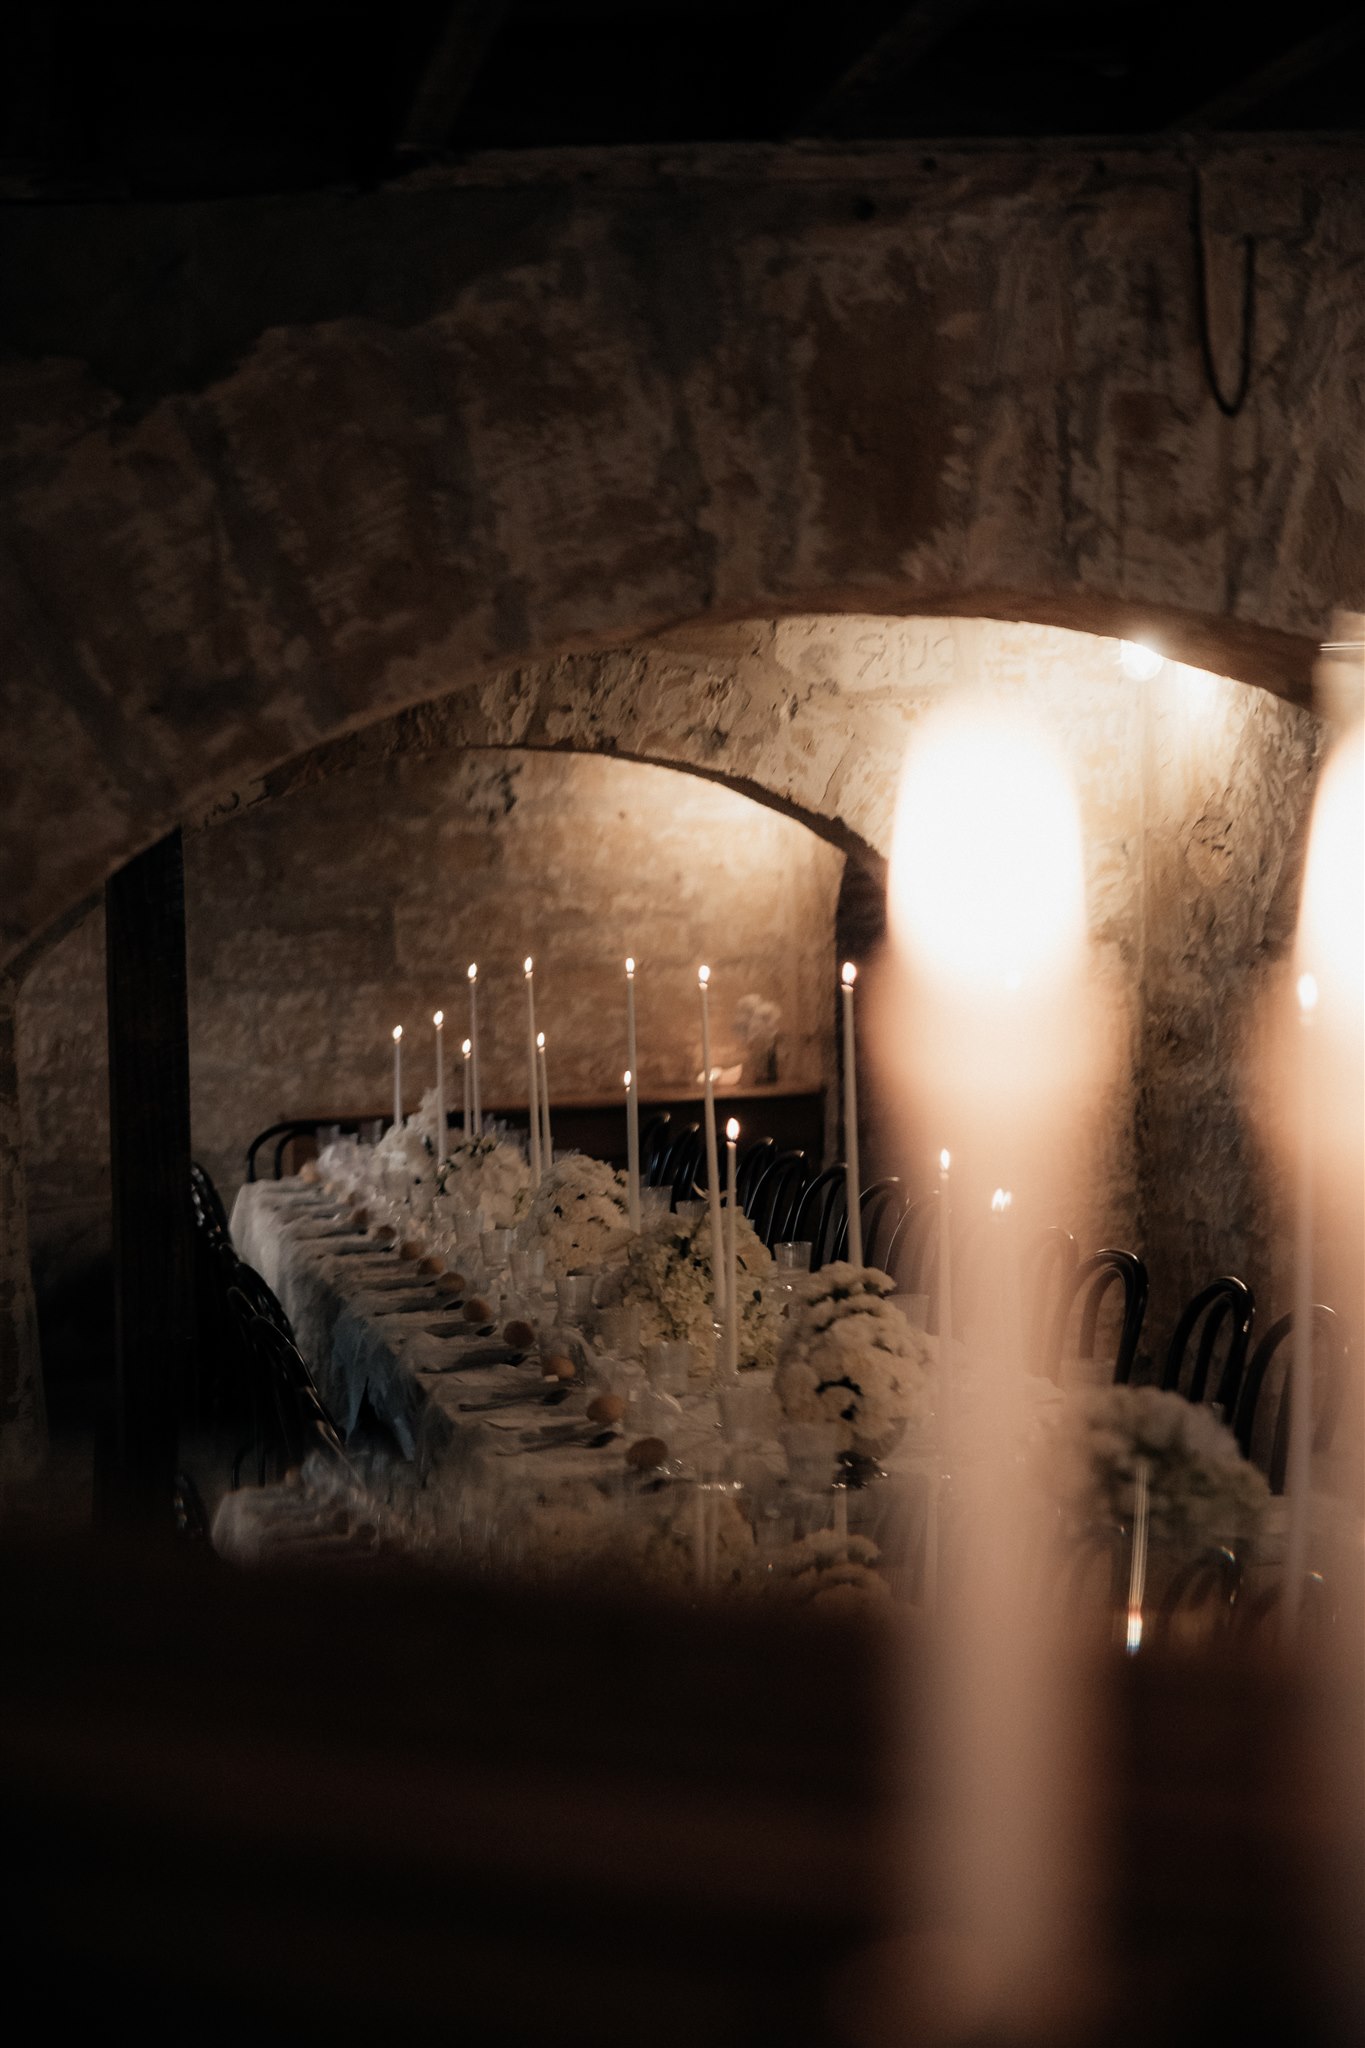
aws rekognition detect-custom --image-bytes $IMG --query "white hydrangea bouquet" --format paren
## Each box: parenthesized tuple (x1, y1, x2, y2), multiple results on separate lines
(610, 1207, 782, 1373)
(435, 1132, 532, 1229)
(775, 1263, 933, 1454)
(1038, 1384, 1270, 1551)
(520, 1153, 632, 1274)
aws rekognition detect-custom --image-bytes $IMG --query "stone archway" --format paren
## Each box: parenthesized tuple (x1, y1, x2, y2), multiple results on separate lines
(4, 138, 1364, 971)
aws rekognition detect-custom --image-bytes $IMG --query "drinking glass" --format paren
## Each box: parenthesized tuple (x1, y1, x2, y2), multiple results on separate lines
(597, 1303, 642, 1358)
(481, 1226, 514, 1273)
(644, 1339, 693, 1396)
(555, 1273, 596, 1324)
(774, 1242, 813, 1274)
(508, 1247, 546, 1295)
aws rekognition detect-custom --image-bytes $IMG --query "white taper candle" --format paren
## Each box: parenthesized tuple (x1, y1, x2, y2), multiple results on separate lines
(537, 1032, 552, 1168)
(433, 1011, 446, 1163)
(725, 1116, 740, 1379)
(841, 963, 863, 1266)
(391, 1025, 403, 1129)
(524, 958, 542, 1184)
(625, 958, 641, 1229)
(698, 966, 725, 1316)
(467, 963, 481, 1135)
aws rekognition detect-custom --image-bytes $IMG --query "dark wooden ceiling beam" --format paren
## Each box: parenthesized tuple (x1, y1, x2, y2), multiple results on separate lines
(795, 0, 991, 134)
(1171, 9, 1365, 127)
(397, 0, 511, 156)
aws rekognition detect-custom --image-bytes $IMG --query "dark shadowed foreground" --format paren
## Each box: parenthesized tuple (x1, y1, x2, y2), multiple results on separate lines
(1, 1535, 1359, 2045)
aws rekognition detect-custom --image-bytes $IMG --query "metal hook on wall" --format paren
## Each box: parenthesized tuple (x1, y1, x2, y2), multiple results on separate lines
(1190, 164, 1256, 419)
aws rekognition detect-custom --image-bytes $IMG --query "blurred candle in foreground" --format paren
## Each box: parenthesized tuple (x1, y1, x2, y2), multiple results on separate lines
(841, 963, 863, 1266)
(698, 966, 725, 1316)
(883, 695, 1093, 2034)
(461, 1038, 472, 1137)
(1282, 971, 1318, 1641)
(626, 959, 641, 1229)
(725, 1117, 740, 1379)
(937, 1148, 956, 1444)
(467, 964, 482, 1135)
(433, 1010, 446, 1164)
(524, 958, 542, 1185)
(391, 1025, 403, 1129)
(537, 1032, 552, 1168)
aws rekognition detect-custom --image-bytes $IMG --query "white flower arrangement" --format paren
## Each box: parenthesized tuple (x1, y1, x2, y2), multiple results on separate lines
(775, 1263, 933, 1453)
(520, 1153, 632, 1275)
(1039, 1384, 1270, 1551)
(613, 1207, 782, 1373)
(435, 1132, 532, 1229)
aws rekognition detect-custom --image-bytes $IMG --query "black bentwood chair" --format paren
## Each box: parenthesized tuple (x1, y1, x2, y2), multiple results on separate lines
(667, 1125, 706, 1207)
(790, 1166, 849, 1272)
(1045, 1249, 1149, 1387)
(736, 1138, 776, 1212)
(746, 1151, 810, 1248)
(1231, 1306, 1349, 1495)
(1162, 1277, 1256, 1418)
(641, 1113, 673, 1185)
(835, 1178, 906, 1272)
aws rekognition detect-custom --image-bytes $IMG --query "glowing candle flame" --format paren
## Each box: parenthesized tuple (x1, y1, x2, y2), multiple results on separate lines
(433, 1010, 443, 1028)
(991, 1187, 1012, 1214)
(626, 956, 635, 977)
(392, 1025, 402, 1043)
(842, 961, 857, 988)
(1297, 972, 1319, 1016)
(462, 1038, 471, 1058)
(524, 956, 533, 977)
(1119, 639, 1164, 681)
(889, 702, 1085, 992)
(624, 1069, 632, 1089)
(467, 962, 477, 982)
(939, 1147, 951, 1174)
(726, 1116, 740, 1142)
(698, 964, 711, 988)
(537, 1031, 545, 1051)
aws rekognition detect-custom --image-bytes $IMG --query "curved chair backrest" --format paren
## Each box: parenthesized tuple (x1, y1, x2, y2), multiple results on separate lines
(668, 1126, 705, 1206)
(746, 1151, 810, 1248)
(736, 1138, 776, 1212)
(190, 1161, 232, 1245)
(226, 1262, 294, 1343)
(790, 1165, 848, 1272)
(886, 1193, 939, 1293)
(1024, 1228, 1079, 1376)
(1231, 1305, 1348, 1495)
(1046, 1249, 1149, 1387)
(239, 1313, 349, 1478)
(835, 1178, 905, 1272)
(1162, 1277, 1256, 1415)
(641, 1113, 673, 1185)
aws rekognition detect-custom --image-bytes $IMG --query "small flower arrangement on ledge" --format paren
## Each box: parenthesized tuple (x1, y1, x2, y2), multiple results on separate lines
(1038, 1384, 1270, 1550)
(775, 1263, 933, 1454)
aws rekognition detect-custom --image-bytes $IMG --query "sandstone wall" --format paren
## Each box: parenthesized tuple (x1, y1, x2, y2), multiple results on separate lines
(3, 139, 1361, 965)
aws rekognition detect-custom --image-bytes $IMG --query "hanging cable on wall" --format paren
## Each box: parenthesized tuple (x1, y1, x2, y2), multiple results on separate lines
(1190, 164, 1256, 419)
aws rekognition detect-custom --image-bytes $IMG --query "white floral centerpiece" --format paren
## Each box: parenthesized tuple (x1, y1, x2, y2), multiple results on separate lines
(435, 1133, 532, 1230)
(1039, 1384, 1270, 1551)
(765, 1531, 891, 1615)
(775, 1263, 933, 1454)
(520, 1153, 632, 1275)
(610, 1208, 782, 1373)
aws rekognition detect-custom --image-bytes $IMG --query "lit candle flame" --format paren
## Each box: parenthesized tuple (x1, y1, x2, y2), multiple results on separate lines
(537, 1031, 545, 1051)
(1118, 639, 1164, 681)
(624, 1069, 632, 1089)
(626, 956, 635, 977)
(524, 956, 533, 977)
(433, 1010, 443, 1028)
(698, 964, 711, 988)
(1297, 971, 1319, 1016)
(991, 1187, 1012, 1214)
(939, 1147, 951, 1174)
(392, 1025, 402, 1043)
(726, 1117, 740, 1142)
(462, 1038, 471, 1058)
(467, 962, 477, 982)
(842, 961, 857, 988)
